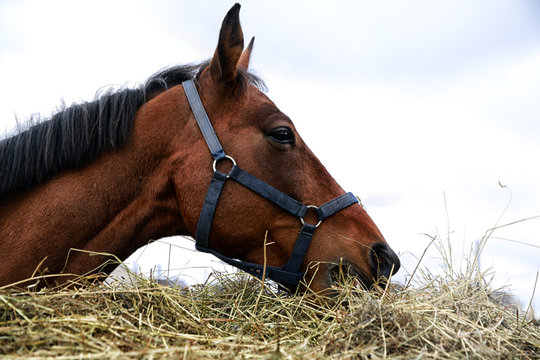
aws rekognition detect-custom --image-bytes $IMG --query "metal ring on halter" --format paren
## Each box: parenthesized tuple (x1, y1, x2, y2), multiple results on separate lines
(300, 205, 322, 228)
(212, 155, 237, 178)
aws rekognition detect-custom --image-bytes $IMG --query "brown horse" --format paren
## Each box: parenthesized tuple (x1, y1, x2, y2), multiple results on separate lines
(0, 4, 399, 292)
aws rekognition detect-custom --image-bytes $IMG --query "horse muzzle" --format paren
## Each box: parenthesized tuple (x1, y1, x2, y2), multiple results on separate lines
(369, 242, 401, 282)
(328, 242, 400, 290)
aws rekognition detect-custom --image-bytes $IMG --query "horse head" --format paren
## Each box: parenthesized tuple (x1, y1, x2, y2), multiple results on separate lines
(167, 4, 400, 292)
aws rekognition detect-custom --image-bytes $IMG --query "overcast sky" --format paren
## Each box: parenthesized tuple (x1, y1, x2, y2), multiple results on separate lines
(1, 1, 539, 314)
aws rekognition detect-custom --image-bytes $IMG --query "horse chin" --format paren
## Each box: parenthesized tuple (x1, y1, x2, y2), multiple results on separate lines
(326, 260, 374, 291)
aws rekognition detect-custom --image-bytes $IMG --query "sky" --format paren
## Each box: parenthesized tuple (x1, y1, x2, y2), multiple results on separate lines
(1, 1, 539, 315)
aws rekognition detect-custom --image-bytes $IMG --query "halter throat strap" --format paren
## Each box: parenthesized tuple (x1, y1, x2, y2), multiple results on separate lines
(182, 79, 358, 291)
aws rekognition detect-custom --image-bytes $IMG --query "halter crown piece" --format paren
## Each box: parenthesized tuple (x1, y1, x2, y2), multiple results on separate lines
(182, 79, 358, 292)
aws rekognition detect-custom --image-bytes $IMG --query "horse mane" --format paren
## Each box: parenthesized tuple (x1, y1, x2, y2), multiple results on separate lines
(0, 61, 265, 198)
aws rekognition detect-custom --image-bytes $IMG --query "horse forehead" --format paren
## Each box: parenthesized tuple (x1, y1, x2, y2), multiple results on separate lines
(241, 89, 291, 124)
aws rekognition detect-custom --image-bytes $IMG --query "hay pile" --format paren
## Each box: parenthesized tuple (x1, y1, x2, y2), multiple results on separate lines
(1, 266, 539, 359)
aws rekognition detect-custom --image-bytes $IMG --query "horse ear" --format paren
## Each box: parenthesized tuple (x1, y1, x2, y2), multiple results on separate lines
(238, 37, 254, 70)
(209, 3, 244, 83)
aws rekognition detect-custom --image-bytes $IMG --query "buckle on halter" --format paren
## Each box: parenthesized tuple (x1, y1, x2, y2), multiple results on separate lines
(300, 205, 322, 228)
(212, 155, 237, 178)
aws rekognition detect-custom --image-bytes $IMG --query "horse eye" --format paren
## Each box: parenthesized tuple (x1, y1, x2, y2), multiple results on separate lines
(267, 127, 295, 145)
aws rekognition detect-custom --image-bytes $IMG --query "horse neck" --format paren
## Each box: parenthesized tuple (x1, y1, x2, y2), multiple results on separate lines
(0, 88, 193, 284)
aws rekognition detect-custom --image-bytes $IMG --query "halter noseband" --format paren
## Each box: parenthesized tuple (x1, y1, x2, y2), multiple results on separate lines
(182, 79, 358, 292)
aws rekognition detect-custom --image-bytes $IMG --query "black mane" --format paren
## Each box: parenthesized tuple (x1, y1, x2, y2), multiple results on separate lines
(0, 63, 207, 197)
(0, 62, 266, 198)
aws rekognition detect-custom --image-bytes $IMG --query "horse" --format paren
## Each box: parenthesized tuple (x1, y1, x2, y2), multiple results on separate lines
(0, 4, 400, 293)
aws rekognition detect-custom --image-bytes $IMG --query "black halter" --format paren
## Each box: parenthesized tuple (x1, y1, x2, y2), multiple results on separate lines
(182, 79, 358, 291)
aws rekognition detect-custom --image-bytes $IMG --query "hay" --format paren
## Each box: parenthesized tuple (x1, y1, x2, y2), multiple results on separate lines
(1, 264, 539, 360)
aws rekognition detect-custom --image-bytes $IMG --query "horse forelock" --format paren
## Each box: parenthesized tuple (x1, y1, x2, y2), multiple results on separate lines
(0, 60, 265, 198)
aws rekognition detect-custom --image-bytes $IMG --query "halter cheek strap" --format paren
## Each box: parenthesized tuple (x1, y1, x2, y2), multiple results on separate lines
(182, 79, 358, 292)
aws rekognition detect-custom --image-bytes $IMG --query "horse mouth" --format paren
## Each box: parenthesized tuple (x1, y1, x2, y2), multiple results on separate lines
(328, 261, 374, 290)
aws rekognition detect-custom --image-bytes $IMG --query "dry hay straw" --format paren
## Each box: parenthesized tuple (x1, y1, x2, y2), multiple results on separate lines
(0, 263, 539, 360)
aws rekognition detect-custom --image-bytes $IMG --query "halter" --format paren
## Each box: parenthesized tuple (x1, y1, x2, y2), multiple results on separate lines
(182, 79, 358, 292)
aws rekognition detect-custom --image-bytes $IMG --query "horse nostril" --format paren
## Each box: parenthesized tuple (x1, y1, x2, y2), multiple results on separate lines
(369, 242, 401, 279)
